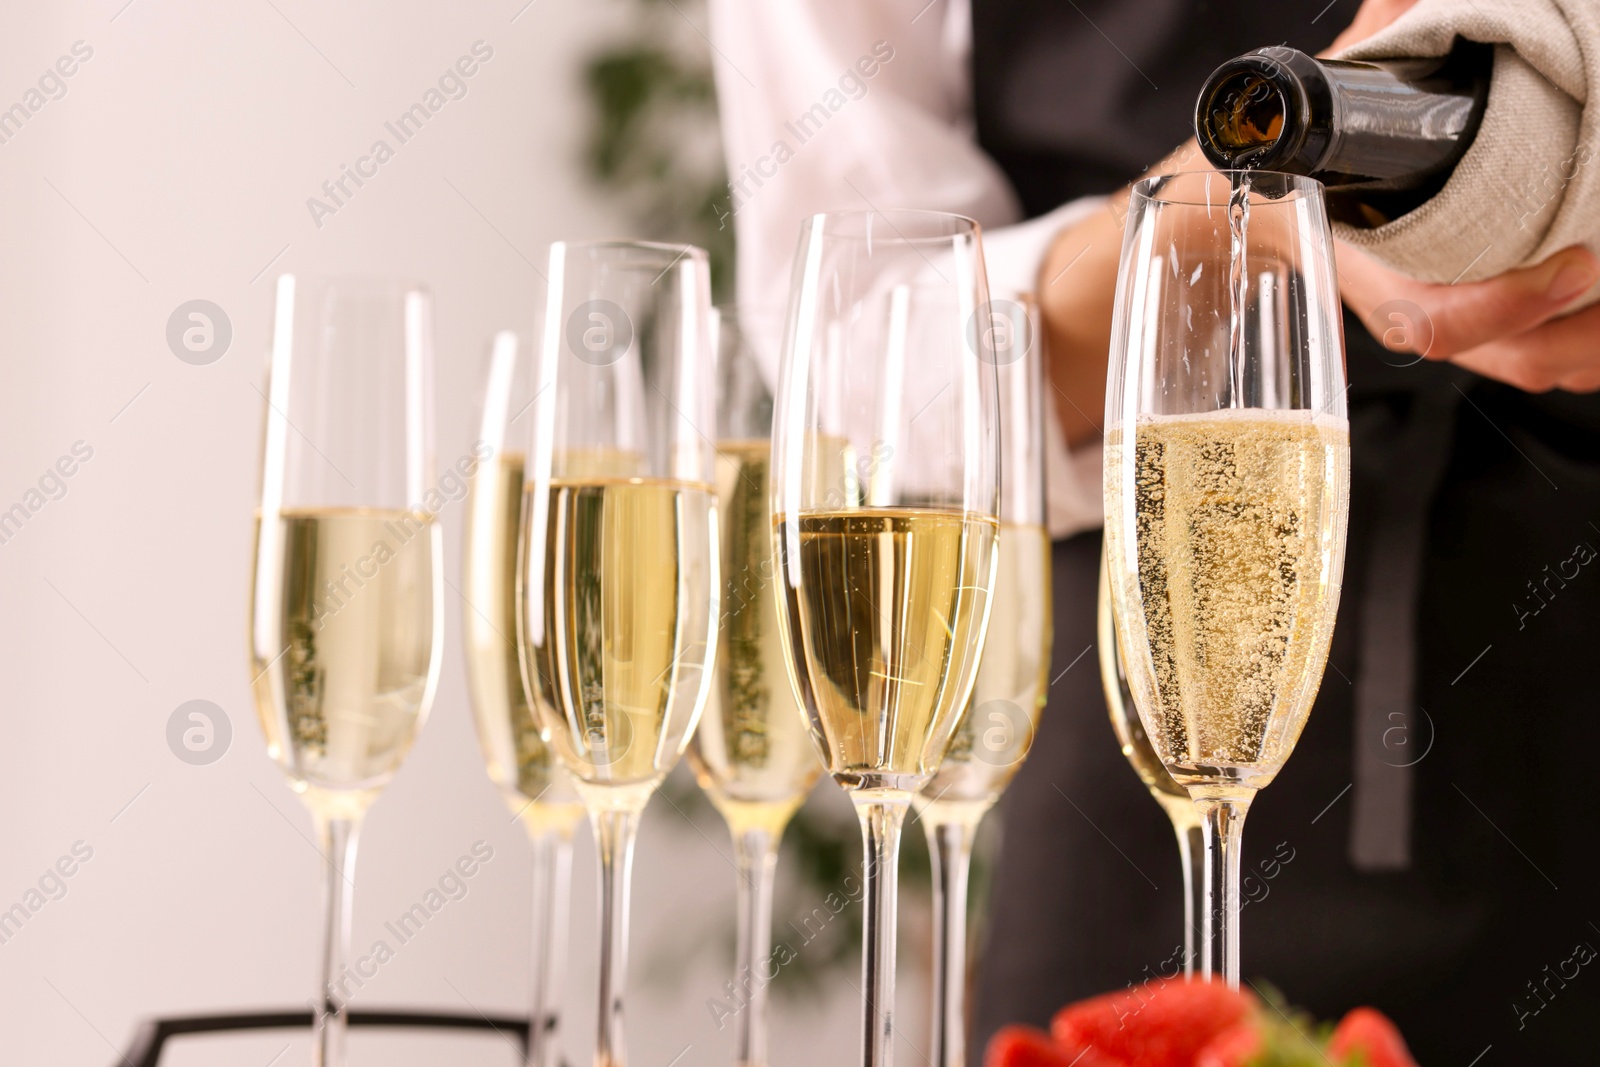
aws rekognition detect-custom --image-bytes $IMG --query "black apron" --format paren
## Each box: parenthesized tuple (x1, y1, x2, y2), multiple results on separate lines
(969, 1, 1600, 1061)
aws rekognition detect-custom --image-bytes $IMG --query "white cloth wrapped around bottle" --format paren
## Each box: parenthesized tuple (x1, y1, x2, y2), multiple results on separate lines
(1335, 0, 1599, 284)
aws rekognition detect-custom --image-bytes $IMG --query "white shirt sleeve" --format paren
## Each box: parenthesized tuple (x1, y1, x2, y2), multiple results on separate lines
(708, 0, 1106, 539)
(981, 199, 1109, 541)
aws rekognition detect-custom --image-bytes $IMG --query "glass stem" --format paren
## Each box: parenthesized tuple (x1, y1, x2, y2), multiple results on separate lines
(1173, 816, 1205, 979)
(592, 807, 643, 1067)
(854, 794, 909, 1067)
(1193, 791, 1253, 988)
(528, 828, 576, 1067)
(925, 813, 977, 1067)
(312, 814, 361, 1067)
(731, 825, 779, 1067)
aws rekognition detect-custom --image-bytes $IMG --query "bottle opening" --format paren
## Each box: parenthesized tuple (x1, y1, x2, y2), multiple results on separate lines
(1203, 71, 1287, 159)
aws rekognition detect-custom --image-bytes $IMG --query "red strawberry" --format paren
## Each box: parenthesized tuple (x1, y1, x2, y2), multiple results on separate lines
(1328, 1007, 1417, 1067)
(1051, 978, 1255, 1067)
(1194, 1022, 1262, 1067)
(984, 1024, 1126, 1067)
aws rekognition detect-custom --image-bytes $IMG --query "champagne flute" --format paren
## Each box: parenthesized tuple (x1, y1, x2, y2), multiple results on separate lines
(464, 330, 586, 1067)
(518, 241, 718, 1067)
(248, 275, 443, 1067)
(771, 210, 1001, 1067)
(686, 308, 822, 1067)
(912, 294, 1050, 1067)
(1096, 548, 1202, 976)
(1102, 171, 1349, 987)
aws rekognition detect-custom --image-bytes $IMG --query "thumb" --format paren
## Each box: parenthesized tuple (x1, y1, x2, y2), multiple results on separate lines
(1410, 247, 1600, 359)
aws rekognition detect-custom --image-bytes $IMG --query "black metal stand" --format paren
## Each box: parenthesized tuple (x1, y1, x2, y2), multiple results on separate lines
(115, 1008, 531, 1066)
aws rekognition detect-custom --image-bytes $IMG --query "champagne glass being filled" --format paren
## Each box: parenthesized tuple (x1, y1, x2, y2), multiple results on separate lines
(1102, 171, 1349, 987)
(912, 294, 1051, 1067)
(518, 241, 718, 1067)
(686, 308, 822, 1067)
(771, 210, 1001, 1067)
(1097, 548, 1202, 976)
(464, 330, 586, 1067)
(248, 276, 443, 1067)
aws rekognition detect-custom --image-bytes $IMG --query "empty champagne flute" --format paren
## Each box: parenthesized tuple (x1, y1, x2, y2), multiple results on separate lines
(248, 276, 443, 1067)
(686, 308, 822, 1067)
(1096, 548, 1202, 976)
(464, 330, 586, 1067)
(518, 241, 718, 1067)
(1102, 171, 1349, 987)
(912, 294, 1050, 1067)
(772, 210, 1000, 1067)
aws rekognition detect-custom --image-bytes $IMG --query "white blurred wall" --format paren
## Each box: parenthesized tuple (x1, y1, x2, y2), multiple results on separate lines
(0, 1, 910, 1063)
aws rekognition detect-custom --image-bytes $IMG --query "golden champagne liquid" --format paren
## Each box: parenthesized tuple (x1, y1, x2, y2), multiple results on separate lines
(1103, 410, 1348, 788)
(687, 441, 821, 836)
(776, 507, 998, 795)
(250, 507, 440, 817)
(1096, 553, 1192, 813)
(463, 452, 584, 835)
(916, 523, 1051, 821)
(521, 477, 718, 810)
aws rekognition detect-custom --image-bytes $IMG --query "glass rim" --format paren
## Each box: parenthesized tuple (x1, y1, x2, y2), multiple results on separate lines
(1131, 169, 1326, 207)
(550, 238, 710, 263)
(712, 304, 787, 340)
(713, 302, 785, 318)
(802, 208, 982, 243)
(274, 272, 430, 296)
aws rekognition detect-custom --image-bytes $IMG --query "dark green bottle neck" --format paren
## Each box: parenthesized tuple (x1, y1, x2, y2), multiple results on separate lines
(1195, 40, 1492, 227)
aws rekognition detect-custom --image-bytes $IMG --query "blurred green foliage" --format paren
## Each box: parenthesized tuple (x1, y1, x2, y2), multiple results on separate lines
(581, 0, 734, 300)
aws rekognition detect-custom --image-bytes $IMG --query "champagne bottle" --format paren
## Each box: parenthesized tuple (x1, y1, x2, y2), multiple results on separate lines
(1194, 40, 1493, 227)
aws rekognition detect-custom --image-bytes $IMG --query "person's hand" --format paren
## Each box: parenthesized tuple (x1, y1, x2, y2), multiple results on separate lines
(1033, 0, 1596, 447)
(1340, 242, 1600, 391)
(1324, 0, 1421, 53)
(1323, 0, 1600, 391)
(1035, 192, 1129, 448)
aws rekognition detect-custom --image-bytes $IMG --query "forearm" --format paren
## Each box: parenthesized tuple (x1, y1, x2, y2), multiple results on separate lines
(1036, 194, 1126, 448)
(1037, 143, 1208, 448)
